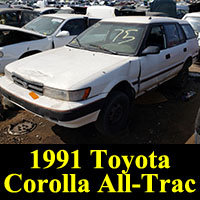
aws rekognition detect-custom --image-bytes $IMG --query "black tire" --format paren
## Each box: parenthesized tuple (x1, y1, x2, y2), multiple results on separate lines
(95, 91, 130, 135)
(173, 62, 189, 88)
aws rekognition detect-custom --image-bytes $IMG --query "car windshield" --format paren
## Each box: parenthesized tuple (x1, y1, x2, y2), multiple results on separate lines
(69, 22, 146, 55)
(24, 16, 64, 36)
(185, 17, 200, 32)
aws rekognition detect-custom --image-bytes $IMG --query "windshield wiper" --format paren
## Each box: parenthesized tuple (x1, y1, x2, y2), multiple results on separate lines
(89, 44, 118, 55)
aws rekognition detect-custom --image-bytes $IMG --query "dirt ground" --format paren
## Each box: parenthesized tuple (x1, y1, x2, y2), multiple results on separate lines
(0, 64, 200, 144)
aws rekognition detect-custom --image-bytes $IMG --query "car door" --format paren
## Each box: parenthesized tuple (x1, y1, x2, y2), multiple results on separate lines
(181, 23, 199, 59)
(53, 18, 87, 48)
(157, 23, 187, 83)
(138, 24, 172, 92)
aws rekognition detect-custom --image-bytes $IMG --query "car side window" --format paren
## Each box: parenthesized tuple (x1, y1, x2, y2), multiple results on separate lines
(61, 19, 87, 35)
(176, 24, 186, 44)
(181, 24, 196, 40)
(145, 25, 166, 50)
(164, 24, 180, 48)
(0, 30, 22, 46)
(0, 11, 20, 26)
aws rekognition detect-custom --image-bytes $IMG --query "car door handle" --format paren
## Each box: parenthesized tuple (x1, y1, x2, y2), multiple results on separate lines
(165, 54, 171, 59)
(183, 48, 187, 52)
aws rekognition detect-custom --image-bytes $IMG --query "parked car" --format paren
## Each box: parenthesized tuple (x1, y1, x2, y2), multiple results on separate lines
(0, 8, 39, 27)
(10, 4, 34, 10)
(56, 6, 74, 14)
(0, 16, 198, 134)
(0, 24, 51, 74)
(0, 14, 99, 73)
(0, 2, 9, 8)
(34, 7, 59, 15)
(86, 6, 115, 19)
(176, 3, 189, 19)
(182, 12, 200, 47)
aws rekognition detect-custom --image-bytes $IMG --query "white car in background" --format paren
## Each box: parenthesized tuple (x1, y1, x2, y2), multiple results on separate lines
(0, 14, 97, 73)
(56, 6, 74, 14)
(0, 17, 198, 134)
(34, 7, 59, 15)
(182, 12, 200, 45)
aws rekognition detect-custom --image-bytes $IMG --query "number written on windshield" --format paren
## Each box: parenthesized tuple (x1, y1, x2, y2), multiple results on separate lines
(112, 29, 138, 44)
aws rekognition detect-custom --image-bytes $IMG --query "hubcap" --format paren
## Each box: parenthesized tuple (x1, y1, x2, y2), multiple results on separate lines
(109, 103, 123, 125)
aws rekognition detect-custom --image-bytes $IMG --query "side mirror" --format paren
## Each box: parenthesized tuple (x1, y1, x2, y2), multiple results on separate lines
(194, 30, 199, 38)
(56, 31, 70, 37)
(141, 46, 160, 56)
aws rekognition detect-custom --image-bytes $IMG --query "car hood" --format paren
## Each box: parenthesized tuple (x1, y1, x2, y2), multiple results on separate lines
(6, 46, 130, 90)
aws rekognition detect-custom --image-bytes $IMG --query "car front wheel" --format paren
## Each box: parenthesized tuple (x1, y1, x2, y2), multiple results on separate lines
(95, 91, 130, 135)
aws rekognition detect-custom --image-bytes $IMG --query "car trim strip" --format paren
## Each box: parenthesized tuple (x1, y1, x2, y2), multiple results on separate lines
(132, 61, 184, 85)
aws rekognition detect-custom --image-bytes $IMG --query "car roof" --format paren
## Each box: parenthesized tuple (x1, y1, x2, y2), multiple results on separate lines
(0, 8, 33, 12)
(101, 16, 188, 24)
(42, 13, 86, 19)
(34, 7, 59, 12)
(0, 24, 46, 37)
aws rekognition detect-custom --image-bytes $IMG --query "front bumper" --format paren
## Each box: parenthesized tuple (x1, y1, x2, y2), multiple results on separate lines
(0, 76, 106, 127)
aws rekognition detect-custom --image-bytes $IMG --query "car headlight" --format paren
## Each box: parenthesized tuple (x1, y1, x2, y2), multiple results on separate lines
(0, 51, 4, 58)
(43, 87, 91, 101)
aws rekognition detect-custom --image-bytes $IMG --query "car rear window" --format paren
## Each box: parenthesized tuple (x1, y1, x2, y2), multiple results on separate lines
(181, 24, 196, 39)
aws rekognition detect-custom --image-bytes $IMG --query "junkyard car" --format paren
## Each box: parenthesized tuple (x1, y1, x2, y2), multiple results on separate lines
(34, 7, 59, 15)
(0, 14, 97, 73)
(0, 16, 198, 134)
(0, 8, 39, 27)
(182, 12, 200, 48)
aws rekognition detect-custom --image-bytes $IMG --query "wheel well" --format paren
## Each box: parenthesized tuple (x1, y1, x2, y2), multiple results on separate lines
(19, 50, 41, 59)
(110, 81, 136, 102)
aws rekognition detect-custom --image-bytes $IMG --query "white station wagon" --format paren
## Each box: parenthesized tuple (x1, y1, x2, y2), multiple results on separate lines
(0, 16, 198, 134)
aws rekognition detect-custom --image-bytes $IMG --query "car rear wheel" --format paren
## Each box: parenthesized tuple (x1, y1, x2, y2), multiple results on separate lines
(173, 61, 190, 88)
(95, 91, 130, 135)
